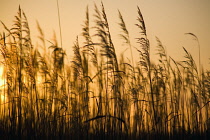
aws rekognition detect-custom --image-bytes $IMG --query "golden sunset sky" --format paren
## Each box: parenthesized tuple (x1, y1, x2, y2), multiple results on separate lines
(1, 0, 210, 69)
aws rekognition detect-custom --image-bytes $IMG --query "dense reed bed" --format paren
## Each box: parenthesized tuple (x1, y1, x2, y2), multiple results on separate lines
(0, 3, 209, 140)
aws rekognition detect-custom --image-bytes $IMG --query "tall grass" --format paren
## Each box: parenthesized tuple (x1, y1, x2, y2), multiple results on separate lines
(0, 3, 209, 140)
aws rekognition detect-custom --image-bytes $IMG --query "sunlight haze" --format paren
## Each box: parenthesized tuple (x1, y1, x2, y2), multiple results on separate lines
(0, 0, 210, 69)
(0, 1, 210, 138)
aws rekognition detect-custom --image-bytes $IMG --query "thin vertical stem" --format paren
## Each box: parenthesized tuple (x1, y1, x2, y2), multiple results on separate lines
(56, 0, 63, 48)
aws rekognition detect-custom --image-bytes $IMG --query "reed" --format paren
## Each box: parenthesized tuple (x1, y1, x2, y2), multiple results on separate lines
(0, 3, 209, 140)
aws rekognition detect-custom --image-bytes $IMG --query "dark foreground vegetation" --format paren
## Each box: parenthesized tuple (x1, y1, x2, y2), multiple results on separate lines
(0, 3, 209, 140)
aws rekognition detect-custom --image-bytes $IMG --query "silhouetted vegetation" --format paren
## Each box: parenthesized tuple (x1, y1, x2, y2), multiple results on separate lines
(0, 3, 209, 140)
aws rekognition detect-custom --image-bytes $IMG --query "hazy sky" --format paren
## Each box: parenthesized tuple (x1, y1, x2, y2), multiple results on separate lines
(0, 0, 210, 69)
